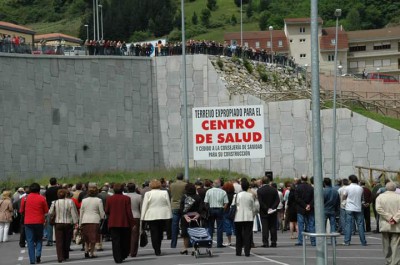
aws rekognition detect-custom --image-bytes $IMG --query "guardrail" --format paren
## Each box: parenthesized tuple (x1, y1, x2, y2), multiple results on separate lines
(302, 232, 341, 265)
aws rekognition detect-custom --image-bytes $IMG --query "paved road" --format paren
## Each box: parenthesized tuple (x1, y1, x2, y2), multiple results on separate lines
(0, 227, 385, 265)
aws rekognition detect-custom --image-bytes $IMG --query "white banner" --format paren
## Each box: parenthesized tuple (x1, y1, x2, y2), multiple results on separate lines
(192, 105, 265, 160)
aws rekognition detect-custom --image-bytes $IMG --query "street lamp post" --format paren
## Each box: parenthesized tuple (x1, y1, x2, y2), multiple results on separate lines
(269, 26, 273, 63)
(98, 4, 103, 40)
(332, 8, 341, 183)
(240, 0, 243, 47)
(84, 24, 89, 55)
(181, 0, 189, 182)
(92, 0, 96, 40)
(96, 0, 100, 40)
(304, 64, 308, 88)
(377, 67, 380, 81)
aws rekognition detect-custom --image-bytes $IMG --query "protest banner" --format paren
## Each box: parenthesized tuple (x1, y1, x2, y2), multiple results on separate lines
(192, 105, 265, 160)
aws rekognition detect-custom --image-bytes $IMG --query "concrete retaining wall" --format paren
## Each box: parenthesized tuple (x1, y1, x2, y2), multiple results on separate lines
(0, 53, 398, 180)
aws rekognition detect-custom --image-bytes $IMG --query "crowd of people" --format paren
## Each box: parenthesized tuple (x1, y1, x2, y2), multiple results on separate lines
(0, 173, 399, 264)
(0, 35, 297, 67)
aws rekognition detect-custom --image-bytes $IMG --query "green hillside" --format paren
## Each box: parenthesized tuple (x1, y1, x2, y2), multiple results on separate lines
(0, 0, 399, 42)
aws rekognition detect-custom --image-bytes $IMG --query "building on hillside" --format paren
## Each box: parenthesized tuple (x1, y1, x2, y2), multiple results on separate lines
(319, 27, 348, 74)
(347, 27, 400, 78)
(0, 21, 35, 50)
(224, 18, 400, 79)
(283, 17, 323, 68)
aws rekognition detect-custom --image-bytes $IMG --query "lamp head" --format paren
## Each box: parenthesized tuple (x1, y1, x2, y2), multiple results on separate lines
(334, 9, 342, 17)
(269, 26, 273, 31)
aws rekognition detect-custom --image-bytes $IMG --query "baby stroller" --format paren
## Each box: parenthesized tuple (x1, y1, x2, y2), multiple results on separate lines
(187, 220, 213, 258)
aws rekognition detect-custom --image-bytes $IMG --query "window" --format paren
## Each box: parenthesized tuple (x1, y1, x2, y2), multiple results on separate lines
(244, 42, 248, 47)
(328, 55, 335, 61)
(383, 59, 391, 66)
(300, 27, 305, 33)
(278, 40, 283, 47)
(349, 45, 366, 52)
(373, 42, 391, 50)
(373, 60, 382, 67)
(349, 61, 365, 69)
(331, 39, 336, 45)
(255, 41, 260, 48)
(300, 39, 306, 43)
(358, 61, 366, 68)
(300, 54, 306, 58)
(267, 41, 271, 48)
(349, 62, 358, 68)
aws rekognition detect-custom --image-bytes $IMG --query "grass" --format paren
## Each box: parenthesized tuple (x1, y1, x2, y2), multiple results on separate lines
(0, 168, 249, 191)
(27, 17, 83, 37)
(323, 101, 400, 131)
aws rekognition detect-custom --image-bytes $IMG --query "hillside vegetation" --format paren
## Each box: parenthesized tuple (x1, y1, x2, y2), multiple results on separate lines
(1, 0, 399, 42)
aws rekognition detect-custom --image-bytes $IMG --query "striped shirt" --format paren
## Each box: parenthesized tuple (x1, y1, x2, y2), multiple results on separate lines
(204, 187, 228, 208)
(49, 198, 79, 225)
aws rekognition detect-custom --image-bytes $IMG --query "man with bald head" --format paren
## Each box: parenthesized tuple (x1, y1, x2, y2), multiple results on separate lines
(204, 178, 228, 248)
(375, 182, 400, 265)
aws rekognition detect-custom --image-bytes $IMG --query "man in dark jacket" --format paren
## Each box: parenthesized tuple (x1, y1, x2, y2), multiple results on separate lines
(257, 176, 280, 248)
(45, 177, 60, 246)
(295, 175, 315, 246)
(323, 178, 340, 239)
(105, 183, 135, 264)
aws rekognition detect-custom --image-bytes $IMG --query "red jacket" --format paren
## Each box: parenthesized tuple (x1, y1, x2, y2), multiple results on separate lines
(20, 193, 49, 225)
(105, 193, 135, 228)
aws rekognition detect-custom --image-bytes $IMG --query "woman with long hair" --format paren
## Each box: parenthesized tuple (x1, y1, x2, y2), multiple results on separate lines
(141, 179, 172, 256)
(79, 184, 105, 259)
(0, 190, 13, 242)
(48, 189, 79, 263)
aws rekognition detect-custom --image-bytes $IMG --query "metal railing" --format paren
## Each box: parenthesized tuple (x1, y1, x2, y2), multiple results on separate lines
(302, 232, 341, 265)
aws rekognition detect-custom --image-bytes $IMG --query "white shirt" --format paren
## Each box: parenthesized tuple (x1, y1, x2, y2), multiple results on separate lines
(344, 183, 363, 212)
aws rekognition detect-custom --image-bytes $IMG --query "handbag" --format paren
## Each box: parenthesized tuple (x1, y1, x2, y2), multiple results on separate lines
(228, 193, 238, 221)
(49, 201, 57, 226)
(75, 229, 82, 245)
(139, 231, 148, 247)
(99, 218, 108, 234)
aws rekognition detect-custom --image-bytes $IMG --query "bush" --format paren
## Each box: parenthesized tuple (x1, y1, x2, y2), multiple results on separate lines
(217, 58, 224, 69)
(129, 31, 153, 42)
(231, 55, 241, 64)
(243, 59, 253, 74)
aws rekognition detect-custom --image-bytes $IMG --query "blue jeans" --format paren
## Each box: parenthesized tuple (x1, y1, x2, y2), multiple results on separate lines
(297, 213, 316, 245)
(25, 224, 44, 264)
(344, 210, 367, 245)
(325, 212, 337, 244)
(207, 208, 224, 247)
(46, 214, 54, 244)
(170, 209, 181, 248)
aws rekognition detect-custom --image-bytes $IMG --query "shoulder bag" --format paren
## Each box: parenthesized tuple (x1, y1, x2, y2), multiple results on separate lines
(228, 193, 238, 221)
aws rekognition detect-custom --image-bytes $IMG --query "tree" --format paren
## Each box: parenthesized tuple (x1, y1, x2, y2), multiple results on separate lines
(207, 0, 217, 11)
(344, 8, 361, 31)
(192, 11, 198, 25)
(259, 11, 269, 30)
(234, 0, 250, 7)
(246, 0, 253, 18)
(259, 0, 270, 12)
(231, 14, 237, 25)
(200, 8, 211, 26)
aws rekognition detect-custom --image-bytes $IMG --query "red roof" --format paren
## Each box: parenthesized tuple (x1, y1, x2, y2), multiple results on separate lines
(35, 33, 82, 44)
(284, 17, 323, 24)
(224, 30, 289, 53)
(320, 27, 348, 51)
(0, 21, 35, 35)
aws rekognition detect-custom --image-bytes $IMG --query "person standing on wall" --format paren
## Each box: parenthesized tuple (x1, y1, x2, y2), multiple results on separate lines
(20, 183, 49, 264)
(257, 176, 280, 248)
(45, 178, 60, 246)
(169, 173, 187, 249)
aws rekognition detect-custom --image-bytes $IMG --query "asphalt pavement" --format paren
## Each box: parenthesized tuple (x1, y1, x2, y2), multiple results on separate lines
(0, 226, 385, 265)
